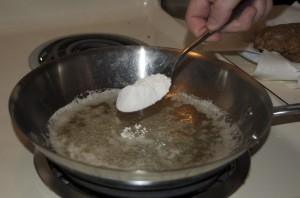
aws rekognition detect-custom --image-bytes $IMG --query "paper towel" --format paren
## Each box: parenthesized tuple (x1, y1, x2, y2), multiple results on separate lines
(253, 50, 300, 89)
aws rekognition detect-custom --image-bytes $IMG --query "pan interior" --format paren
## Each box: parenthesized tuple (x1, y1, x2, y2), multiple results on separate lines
(48, 88, 244, 171)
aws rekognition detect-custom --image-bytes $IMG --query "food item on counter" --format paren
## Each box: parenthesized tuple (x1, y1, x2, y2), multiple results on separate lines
(116, 74, 171, 112)
(48, 89, 244, 171)
(280, 51, 300, 63)
(253, 23, 300, 63)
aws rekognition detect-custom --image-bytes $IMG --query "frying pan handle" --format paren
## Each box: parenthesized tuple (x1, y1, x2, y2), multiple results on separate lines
(273, 103, 300, 117)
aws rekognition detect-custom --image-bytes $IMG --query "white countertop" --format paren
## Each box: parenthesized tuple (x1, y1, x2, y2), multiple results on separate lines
(0, 1, 299, 197)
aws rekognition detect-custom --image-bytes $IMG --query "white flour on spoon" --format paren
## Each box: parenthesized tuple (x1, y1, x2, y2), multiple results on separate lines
(116, 74, 171, 112)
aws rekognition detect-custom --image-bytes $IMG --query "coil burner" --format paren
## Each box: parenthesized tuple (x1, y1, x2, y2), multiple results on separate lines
(34, 151, 250, 198)
(28, 34, 146, 69)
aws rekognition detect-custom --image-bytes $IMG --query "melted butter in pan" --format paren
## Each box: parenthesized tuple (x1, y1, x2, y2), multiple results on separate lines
(48, 89, 244, 171)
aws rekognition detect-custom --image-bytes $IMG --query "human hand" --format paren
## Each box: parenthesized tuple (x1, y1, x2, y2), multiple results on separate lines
(185, 0, 273, 41)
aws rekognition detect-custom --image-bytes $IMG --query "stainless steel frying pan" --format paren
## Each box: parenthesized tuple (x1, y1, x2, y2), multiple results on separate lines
(9, 46, 300, 190)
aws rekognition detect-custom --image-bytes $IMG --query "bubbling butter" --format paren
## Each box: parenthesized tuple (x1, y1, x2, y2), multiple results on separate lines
(48, 89, 244, 171)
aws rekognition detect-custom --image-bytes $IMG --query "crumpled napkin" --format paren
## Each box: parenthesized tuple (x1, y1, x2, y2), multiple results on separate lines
(253, 50, 300, 89)
(251, 2, 300, 89)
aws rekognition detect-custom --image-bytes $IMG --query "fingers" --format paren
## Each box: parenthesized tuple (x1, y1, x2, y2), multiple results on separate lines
(264, 0, 273, 19)
(207, 0, 242, 31)
(185, 0, 221, 41)
(253, 0, 273, 21)
(221, 6, 257, 32)
(185, 0, 273, 41)
(208, 0, 273, 32)
(185, 0, 210, 37)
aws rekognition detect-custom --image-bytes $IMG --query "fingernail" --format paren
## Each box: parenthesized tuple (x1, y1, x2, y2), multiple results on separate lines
(207, 17, 218, 31)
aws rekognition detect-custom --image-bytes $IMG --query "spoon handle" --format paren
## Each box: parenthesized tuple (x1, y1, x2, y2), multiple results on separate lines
(171, 30, 213, 70)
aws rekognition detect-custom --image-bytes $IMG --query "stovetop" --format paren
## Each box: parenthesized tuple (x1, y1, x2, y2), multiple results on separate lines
(33, 151, 250, 198)
(1, 0, 300, 198)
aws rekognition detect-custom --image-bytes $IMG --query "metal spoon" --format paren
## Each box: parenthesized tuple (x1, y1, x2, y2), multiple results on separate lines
(116, 0, 254, 112)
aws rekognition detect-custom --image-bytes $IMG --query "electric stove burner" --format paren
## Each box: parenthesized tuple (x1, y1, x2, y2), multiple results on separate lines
(28, 34, 146, 69)
(34, 151, 250, 198)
